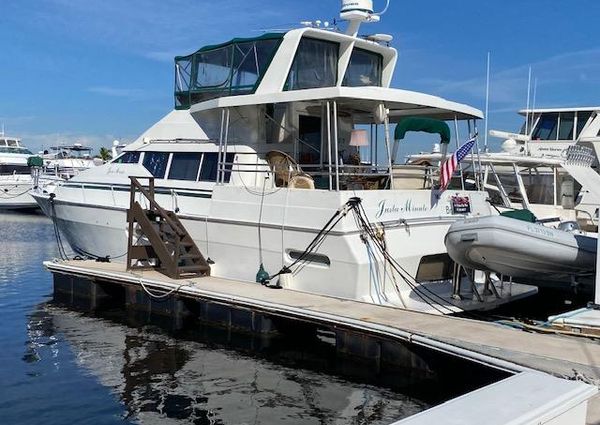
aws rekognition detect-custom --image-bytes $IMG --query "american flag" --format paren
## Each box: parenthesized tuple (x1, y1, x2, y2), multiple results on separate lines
(439, 135, 477, 190)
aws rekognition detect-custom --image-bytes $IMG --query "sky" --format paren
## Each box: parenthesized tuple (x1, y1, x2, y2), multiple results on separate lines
(1, 0, 600, 155)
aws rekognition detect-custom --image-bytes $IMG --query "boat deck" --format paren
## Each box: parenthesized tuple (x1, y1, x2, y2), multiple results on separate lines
(45, 259, 600, 424)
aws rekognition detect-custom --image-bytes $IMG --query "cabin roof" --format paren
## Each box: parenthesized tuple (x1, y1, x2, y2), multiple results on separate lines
(518, 107, 600, 115)
(189, 86, 483, 121)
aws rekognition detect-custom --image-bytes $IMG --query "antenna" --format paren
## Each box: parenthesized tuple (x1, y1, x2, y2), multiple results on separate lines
(484, 52, 491, 153)
(531, 77, 538, 126)
(525, 66, 532, 137)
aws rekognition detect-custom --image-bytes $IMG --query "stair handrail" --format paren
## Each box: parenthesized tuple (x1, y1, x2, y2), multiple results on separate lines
(129, 176, 185, 237)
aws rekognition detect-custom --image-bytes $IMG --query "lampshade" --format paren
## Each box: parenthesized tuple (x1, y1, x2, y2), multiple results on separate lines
(349, 129, 369, 147)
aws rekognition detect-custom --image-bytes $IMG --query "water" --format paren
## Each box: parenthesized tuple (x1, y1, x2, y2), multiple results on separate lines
(0, 213, 434, 424)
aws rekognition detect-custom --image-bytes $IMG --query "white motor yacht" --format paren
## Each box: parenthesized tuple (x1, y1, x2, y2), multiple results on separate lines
(32, 1, 536, 314)
(42, 144, 100, 180)
(409, 106, 600, 229)
(0, 135, 44, 210)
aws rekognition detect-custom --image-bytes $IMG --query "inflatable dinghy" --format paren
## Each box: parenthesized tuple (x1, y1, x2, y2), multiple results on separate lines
(445, 214, 597, 285)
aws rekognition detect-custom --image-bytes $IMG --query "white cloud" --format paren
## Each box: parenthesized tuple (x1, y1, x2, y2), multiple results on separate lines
(416, 48, 600, 108)
(87, 86, 146, 99)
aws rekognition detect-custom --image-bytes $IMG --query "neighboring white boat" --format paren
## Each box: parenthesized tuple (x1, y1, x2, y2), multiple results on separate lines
(445, 214, 597, 289)
(32, 2, 536, 314)
(42, 144, 100, 179)
(0, 135, 42, 210)
(409, 106, 600, 230)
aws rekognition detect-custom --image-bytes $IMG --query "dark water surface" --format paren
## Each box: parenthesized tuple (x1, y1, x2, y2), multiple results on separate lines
(0, 213, 434, 425)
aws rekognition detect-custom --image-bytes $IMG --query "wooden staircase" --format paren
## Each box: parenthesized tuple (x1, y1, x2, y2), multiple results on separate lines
(126, 176, 210, 279)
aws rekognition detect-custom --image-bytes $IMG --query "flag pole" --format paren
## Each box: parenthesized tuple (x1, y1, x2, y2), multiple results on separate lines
(438, 136, 449, 192)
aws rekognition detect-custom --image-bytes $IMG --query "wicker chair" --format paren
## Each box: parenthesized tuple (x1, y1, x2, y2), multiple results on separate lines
(265, 150, 314, 189)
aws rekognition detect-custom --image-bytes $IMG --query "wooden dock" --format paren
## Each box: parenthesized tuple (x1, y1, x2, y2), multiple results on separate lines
(45, 259, 600, 424)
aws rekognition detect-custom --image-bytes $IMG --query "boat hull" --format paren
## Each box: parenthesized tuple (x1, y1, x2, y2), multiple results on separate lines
(0, 178, 38, 210)
(31, 185, 536, 314)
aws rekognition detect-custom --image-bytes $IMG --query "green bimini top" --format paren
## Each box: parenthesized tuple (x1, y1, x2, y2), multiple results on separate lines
(394, 117, 451, 144)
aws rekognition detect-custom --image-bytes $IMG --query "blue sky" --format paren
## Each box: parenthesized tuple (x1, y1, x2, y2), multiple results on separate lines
(1, 0, 599, 154)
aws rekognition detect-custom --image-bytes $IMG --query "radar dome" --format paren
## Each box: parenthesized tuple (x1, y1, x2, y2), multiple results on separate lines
(501, 138, 518, 153)
(340, 0, 374, 21)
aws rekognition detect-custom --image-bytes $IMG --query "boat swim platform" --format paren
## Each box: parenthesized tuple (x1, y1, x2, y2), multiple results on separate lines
(44, 259, 600, 424)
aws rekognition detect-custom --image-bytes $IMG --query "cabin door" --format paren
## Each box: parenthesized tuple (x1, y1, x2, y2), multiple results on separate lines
(298, 115, 322, 165)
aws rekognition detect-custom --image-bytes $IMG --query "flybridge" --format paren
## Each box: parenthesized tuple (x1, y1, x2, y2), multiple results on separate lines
(173, 1, 394, 110)
(173, 29, 391, 110)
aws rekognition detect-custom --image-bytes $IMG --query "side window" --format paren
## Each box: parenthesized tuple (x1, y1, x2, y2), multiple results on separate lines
(342, 48, 383, 87)
(199, 153, 218, 182)
(199, 153, 235, 182)
(285, 38, 339, 90)
(558, 113, 575, 140)
(168, 153, 202, 181)
(142, 152, 169, 178)
(532, 113, 558, 140)
(113, 151, 140, 164)
(576, 112, 593, 138)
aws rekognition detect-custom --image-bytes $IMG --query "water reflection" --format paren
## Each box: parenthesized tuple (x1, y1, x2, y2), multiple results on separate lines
(25, 303, 429, 424)
(0, 212, 56, 282)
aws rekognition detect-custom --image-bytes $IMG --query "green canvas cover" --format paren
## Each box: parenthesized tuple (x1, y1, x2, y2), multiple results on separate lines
(500, 209, 537, 223)
(27, 156, 43, 167)
(175, 33, 284, 60)
(394, 117, 451, 144)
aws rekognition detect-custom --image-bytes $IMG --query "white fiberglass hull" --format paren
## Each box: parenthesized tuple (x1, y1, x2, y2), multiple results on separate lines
(34, 170, 538, 315)
(34, 183, 508, 315)
(445, 215, 597, 287)
(0, 176, 37, 209)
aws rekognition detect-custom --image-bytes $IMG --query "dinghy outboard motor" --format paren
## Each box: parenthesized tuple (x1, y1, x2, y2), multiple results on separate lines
(558, 221, 580, 233)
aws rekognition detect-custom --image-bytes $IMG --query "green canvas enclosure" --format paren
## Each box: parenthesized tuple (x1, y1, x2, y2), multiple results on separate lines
(395, 117, 451, 144)
(174, 33, 284, 109)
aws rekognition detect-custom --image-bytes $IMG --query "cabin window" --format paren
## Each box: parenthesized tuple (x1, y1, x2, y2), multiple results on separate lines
(558, 113, 575, 140)
(532, 113, 558, 140)
(174, 56, 193, 109)
(230, 40, 281, 94)
(285, 38, 338, 90)
(415, 254, 453, 282)
(343, 48, 383, 87)
(576, 112, 593, 138)
(6, 139, 17, 147)
(523, 171, 554, 205)
(142, 152, 169, 178)
(168, 153, 202, 181)
(194, 47, 232, 89)
(113, 151, 140, 164)
(199, 152, 235, 182)
(0, 147, 32, 154)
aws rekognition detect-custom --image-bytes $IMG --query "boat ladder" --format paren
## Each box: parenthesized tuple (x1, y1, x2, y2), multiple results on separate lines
(126, 176, 211, 279)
